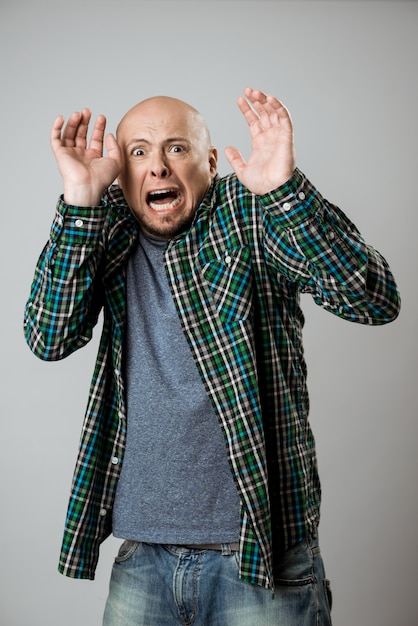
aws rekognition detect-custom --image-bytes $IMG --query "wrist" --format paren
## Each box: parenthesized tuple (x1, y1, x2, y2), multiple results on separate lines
(63, 183, 104, 207)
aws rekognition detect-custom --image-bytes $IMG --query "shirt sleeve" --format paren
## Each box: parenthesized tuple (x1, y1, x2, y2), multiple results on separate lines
(24, 198, 109, 361)
(258, 169, 401, 325)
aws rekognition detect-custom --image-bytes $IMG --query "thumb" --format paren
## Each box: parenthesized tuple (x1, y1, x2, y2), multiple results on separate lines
(224, 146, 246, 177)
(105, 134, 122, 169)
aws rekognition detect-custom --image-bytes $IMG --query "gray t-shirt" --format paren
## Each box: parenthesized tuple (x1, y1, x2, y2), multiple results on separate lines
(112, 232, 240, 544)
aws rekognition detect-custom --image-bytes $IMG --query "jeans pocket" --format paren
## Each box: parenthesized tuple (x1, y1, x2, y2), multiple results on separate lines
(275, 574, 314, 587)
(114, 540, 140, 563)
(274, 539, 315, 586)
(323, 578, 333, 613)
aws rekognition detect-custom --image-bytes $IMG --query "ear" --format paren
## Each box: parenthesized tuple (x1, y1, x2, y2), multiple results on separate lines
(209, 146, 218, 177)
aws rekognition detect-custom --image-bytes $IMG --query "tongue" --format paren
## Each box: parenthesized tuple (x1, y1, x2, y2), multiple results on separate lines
(149, 191, 177, 204)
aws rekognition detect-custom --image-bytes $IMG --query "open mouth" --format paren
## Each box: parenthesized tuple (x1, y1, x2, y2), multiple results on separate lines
(147, 189, 182, 211)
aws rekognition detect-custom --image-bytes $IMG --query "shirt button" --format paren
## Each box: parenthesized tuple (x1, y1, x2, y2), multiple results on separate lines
(99, 508, 107, 517)
(225, 255, 232, 265)
(298, 192, 306, 200)
(282, 202, 292, 211)
(75, 219, 84, 227)
(111, 456, 119, 465)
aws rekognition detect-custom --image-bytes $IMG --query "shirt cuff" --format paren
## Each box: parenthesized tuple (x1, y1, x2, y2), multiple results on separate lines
(258, 168, 322, 228)
(50, 196, 109, 244)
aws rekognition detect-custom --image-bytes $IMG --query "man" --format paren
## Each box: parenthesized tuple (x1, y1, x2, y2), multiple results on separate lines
(24, 88, 400, 625)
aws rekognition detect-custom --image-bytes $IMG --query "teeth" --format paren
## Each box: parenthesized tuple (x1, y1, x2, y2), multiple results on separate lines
(148, 188, 176, 197)
(149, 198, 181, 210)
(151, 189, 172, 197)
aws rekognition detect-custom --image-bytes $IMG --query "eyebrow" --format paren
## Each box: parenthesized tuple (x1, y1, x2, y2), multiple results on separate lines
(126, 138, 150, 148)
(126, 137, 190, 148)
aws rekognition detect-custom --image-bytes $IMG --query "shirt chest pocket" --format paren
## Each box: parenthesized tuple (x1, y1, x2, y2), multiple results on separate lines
(200, 245, 253, 326)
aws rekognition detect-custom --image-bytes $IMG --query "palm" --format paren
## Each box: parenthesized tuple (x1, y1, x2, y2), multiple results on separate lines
(56, 144, 118, 187)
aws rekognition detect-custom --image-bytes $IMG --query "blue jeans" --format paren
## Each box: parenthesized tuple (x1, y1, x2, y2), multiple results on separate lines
(102, 536, 332, 625)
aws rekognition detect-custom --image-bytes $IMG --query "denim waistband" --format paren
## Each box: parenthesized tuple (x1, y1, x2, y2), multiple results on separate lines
(182, 542, 239, 551)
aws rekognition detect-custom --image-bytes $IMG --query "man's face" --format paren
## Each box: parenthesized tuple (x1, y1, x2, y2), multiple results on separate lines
(117, 97, 218, 239)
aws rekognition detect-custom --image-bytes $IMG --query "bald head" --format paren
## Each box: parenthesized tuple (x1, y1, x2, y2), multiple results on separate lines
(117, 96, 212, 147)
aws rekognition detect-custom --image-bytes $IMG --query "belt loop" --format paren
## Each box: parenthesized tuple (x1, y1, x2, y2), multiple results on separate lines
(221, 543, 232, 556)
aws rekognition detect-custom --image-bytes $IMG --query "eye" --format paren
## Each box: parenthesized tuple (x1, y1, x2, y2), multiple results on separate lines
(132, 147, 145, 157)
(169, 145, 185, 154)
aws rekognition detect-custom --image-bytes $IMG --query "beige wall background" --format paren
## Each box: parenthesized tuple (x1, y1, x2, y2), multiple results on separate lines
(1, 1, 416, 624)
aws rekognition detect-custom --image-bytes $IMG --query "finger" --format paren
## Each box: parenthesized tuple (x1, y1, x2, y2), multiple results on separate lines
(265, 96, 293, 132)
(58, 111, 81, 146)
(250, 90, 282, 116)
(243, 87, 268, 107)
(50, 115, 65, 152)
(239, 88, 279, 130)
(266, 94, 290, 117)
(250, 99, 277, 127)
(88, 114, 107, 153)
(244, 87, 266, 99)
(244, 88, 288, 117)
(237, 95, 261, 127)
(59, 109, 91, 148)
(250, 93, 292, 132)
(73, 108, 92, 148)
(244, 88, 283, 114)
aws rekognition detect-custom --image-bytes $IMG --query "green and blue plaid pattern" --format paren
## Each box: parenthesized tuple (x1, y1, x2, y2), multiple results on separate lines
(24, 169, 400, 590)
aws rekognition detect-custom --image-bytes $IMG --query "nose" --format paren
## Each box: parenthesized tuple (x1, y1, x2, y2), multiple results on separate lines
(151, 152, 170, 178)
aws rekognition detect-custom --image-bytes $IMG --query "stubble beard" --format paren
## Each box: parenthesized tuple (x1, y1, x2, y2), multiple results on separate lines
(135, 210, 195, 241)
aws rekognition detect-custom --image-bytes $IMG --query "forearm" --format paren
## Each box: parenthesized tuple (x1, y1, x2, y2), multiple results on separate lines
(24, 198, 108, 361)
(260, 169, 400, 324)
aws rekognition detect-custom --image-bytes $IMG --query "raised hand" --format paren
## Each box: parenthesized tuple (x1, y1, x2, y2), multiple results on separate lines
(224, 88, 296, 195)
(50, 109, 122, 206)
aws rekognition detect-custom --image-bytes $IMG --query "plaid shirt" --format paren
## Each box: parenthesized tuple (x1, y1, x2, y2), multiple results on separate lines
(24, 168, 400, 590)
